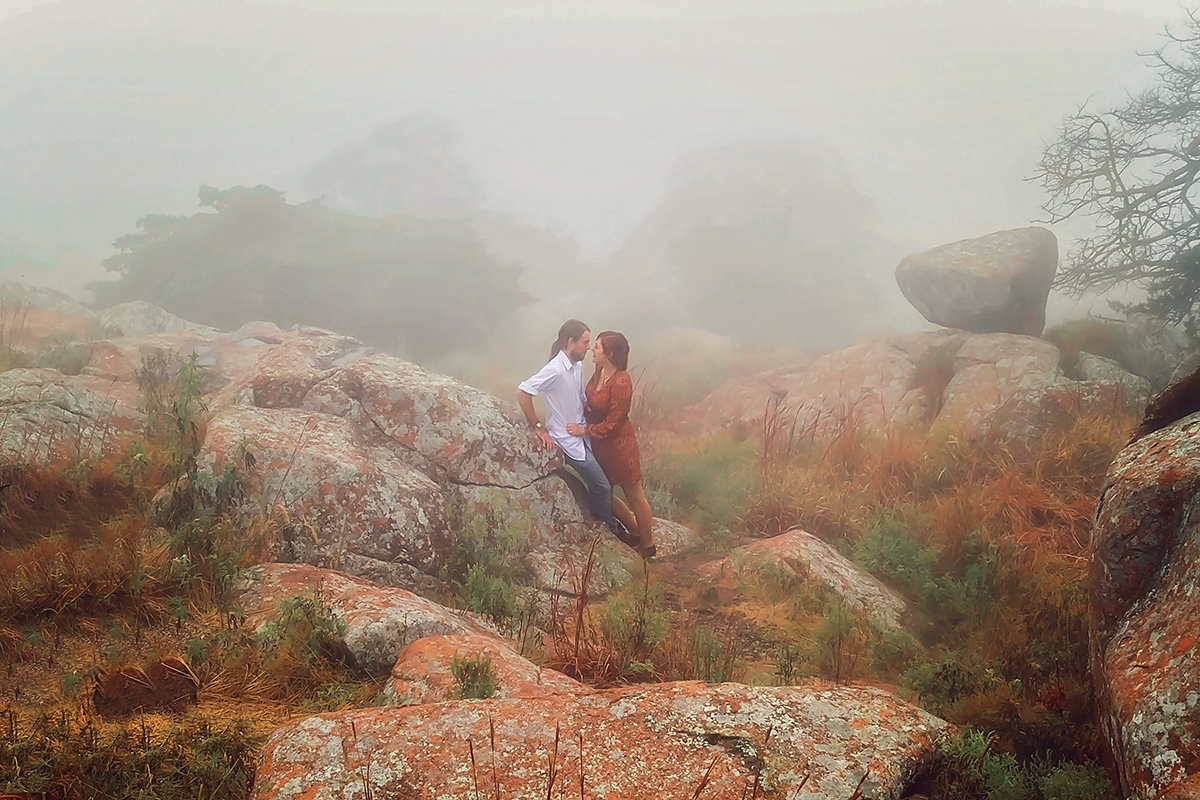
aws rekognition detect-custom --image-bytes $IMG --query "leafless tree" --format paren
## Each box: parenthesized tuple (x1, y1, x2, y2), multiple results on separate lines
(1036, 12, 1200, 331)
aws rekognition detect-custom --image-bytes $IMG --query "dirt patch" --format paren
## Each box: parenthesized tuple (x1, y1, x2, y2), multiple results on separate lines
(93, 657, 200, 718)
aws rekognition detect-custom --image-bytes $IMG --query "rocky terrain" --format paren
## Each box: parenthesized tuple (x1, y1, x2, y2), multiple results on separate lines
(2, 223, 1199, 798)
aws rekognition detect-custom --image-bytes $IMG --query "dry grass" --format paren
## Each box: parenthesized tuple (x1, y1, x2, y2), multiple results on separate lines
(740, 408, 1132, 563)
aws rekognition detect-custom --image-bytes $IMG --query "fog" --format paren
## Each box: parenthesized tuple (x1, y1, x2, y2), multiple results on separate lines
(0, 0, 1191, 390)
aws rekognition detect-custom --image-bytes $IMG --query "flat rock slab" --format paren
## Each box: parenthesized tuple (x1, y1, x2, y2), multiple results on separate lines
(254, 681, 949, 800)
(236, 564, 500, 678)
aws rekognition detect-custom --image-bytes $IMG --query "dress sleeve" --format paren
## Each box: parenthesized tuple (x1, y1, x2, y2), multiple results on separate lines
(587, 372, 632, 439)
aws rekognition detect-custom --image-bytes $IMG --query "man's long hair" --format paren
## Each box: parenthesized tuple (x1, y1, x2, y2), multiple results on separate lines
(549, 319, 589, 361)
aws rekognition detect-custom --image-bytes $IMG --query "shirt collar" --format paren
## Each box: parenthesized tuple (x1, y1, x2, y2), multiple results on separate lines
(554, 349, 578, 371)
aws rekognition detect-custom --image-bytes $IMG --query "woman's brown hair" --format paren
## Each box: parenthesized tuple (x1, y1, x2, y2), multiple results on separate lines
(596, 330, 629, 371)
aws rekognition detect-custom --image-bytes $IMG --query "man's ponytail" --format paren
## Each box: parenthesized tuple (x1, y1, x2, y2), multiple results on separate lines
(549, 319, 589, 361)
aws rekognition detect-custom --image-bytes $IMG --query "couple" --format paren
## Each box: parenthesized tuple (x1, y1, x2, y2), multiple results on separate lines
(518, 319, 656, 559)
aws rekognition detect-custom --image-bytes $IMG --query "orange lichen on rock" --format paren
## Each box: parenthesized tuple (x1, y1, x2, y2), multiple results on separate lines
(253, 681, 949, 800)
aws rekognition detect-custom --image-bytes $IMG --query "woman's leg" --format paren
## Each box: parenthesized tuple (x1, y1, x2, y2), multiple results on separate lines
(611, 492, 638, 540)
(621, 481, 654, 549)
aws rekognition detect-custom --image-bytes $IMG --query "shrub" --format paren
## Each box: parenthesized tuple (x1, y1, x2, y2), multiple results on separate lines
(643, 433, 756, 539)
(442, 491, 531, 631)
(256, 591, 357, 693)
(451, 652, 499, 700)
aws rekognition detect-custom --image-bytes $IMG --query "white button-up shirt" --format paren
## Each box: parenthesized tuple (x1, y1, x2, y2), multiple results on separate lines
(518, 350, 588, 461)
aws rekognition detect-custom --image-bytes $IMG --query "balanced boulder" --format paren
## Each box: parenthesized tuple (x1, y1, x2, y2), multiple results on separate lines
(895, 226, 1057, 336)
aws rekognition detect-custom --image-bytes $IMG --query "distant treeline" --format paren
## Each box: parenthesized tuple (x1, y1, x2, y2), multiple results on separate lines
(93, 185, 524, 360)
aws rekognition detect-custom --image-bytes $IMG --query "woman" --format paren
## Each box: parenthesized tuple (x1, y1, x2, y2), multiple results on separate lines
(567, 331, 655, 558)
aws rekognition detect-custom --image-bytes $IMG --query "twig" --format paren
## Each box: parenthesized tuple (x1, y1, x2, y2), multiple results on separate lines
(545, 722, 560, 799)
(690, 752, 721, 799)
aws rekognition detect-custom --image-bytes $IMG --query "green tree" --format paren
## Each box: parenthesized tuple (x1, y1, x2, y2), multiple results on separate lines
(93, 185, 524, 360)
(1037, 13, 1200, 331)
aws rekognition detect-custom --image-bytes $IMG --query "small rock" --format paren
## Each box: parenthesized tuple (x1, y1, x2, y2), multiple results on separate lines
(385, 633, 587, 705)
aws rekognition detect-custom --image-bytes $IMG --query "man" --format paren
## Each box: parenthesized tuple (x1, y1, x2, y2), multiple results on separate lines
(518, 319, 638, 547)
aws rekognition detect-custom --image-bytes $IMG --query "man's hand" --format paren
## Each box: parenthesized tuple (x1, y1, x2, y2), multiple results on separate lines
(536, 427, 555, 450)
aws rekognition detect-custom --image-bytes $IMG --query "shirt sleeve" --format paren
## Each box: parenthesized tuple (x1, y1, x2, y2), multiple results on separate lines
(518, 360, 558, 396)
(587, 372, 632, 439)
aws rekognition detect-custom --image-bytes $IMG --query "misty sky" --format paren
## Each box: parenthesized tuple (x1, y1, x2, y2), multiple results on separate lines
(0, 0, 1193, 322)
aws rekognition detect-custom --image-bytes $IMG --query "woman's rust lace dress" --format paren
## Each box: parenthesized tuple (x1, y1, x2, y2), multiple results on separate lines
(584, 369, 642, 485)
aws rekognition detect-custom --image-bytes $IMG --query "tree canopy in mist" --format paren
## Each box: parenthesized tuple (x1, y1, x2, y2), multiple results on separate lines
(301, 117, 480, 220)
(93, 185, 523, 359)
(610, 143, 880, 349)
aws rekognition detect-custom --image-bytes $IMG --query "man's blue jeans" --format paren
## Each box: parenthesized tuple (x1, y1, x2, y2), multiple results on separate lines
(563, 448, 621, 534)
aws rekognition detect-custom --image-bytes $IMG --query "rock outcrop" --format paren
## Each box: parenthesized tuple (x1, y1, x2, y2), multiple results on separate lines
(236, 564, 502, 678)
(0, 289, 657, 596)
(895, 226, 1058, 336)
(690, 330, 1149, 442)
(254, 681, 950, 800)
(699, 528, 915, 635)
(1090, 409, 1200, 797)
(0, 368, 143, 462)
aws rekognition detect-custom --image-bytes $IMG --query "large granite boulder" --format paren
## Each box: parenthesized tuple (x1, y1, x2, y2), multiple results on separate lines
(205, 408, 453, 593)
(1090, 410, 1200, 798)
(236, 564, 502, 678)
(93, 300, 217, 338)
(895, 226, 1058, 336)
(682, 364, 811, 430)
(254, 681, 950, 800)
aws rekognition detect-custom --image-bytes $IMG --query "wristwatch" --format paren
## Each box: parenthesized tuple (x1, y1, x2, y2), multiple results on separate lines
(533, 422, 544, 430)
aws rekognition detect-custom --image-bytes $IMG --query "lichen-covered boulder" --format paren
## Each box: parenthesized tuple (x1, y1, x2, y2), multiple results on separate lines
(211, 326, 371, 410)
(385, 633, 587, 705)
(895, 226, 1057, 336)
(0, 368, 144, 462)
(82, 323, 293, 395)
(1091, 411, 1200, 797)
(699, 528, 914, 635)
(203, 407, 451, 591)
(254, 681, 950, 800)
(304, 353, 556, 487)
(0, 281, 96, 351)
(236, 564, 501, 678)
(1075, 352, 1152, 409)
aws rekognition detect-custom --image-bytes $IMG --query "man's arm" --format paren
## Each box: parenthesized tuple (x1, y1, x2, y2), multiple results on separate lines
(518, 390, 556, 451)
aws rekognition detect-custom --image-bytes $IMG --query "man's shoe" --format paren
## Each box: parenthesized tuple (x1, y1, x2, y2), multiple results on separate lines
(610, 521, 640, 549)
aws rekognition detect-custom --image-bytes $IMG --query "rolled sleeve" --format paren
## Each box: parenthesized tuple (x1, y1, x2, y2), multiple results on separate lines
(518, 362, 558, 397)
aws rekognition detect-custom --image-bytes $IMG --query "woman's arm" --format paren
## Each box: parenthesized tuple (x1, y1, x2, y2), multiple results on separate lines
(586, 372, 632, 439)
